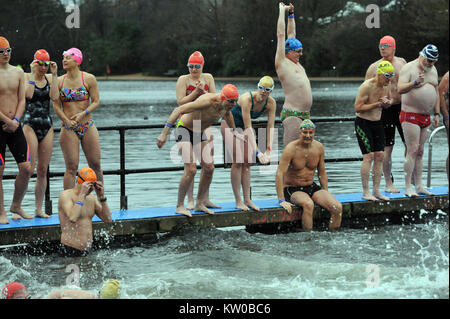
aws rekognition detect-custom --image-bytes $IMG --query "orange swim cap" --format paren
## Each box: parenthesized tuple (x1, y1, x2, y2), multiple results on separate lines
(34, 49, 50, 61)
(188, 51, 204, 65)
(379, 35, 396, 48)
(77, 167, 97, 184)
(0, 36, 10, 49)
(2, 282, 26, 299)
(220, 84, 239, 100)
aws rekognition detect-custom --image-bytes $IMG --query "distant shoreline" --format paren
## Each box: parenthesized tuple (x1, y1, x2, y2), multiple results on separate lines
(96, 73, 364, 82)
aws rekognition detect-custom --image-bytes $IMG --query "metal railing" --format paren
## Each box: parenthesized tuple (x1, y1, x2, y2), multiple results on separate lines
(3, 117, 361, 212)
(427, 125, 447, 188)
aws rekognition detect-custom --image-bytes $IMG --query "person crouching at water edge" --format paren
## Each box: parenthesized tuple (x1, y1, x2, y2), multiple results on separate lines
(221, 76, 276, 211)
(58, 167, 111, 257)
(275, 120, 342, 232)
(157, 84, 239, 217)
(354, 61, 395, 202)
(53, 48, 104, 191)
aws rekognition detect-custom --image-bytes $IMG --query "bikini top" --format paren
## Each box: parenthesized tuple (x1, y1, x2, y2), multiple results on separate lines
(59, 72, 90, 102)
(186, 83, 209, 96)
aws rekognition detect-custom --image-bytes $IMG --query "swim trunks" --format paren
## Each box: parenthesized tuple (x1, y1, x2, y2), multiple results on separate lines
(381, 103, 405, 146)
(355, 116, 385, 155)
(284, 182, 322, 202)
(175, 121, 208, 146)
(0, 123, 30, 167)
(399, 110, 431, 129)
(280, 109, 310, 122)
(58, 243, 89, 257)
(23, 76, 53, 142)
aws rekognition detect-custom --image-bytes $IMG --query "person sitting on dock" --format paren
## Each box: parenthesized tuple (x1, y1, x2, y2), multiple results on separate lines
(57, 166, 111, 257)
(354, 61, 395, 201)
(156, 84, 239, 217)
(275, 120, 342, 232)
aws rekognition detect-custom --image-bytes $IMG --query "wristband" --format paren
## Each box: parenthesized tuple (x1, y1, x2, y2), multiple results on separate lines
(266, 145, 272, 151)
(165, 122, 174, 128)
(85, 109, 89, 115)
(13, 116, 20, 124)
(279, 199, 286, 204)
(75, 201, 84, 206)
(288, 14, 294, 18)
(28, 81, 36, 85)
(99, 196, 107, 203)
(256, 149, 261, 156)
(413, 79, 418, 86)
(444, 116, 449, 121)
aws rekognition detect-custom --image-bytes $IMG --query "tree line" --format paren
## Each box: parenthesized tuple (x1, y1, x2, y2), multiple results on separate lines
(1, 0, 448, 77)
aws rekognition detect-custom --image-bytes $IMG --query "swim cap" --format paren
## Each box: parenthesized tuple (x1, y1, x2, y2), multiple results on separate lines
(258, 76, 274, 90)
(420, 44, 439, 61)
(63, 47, 83, 65)
(0, 36, 10, 48)
(379, 35, 396, 48)
(188, 51, 204, 66)
(100, 279, 121, 299)
(77, 167, 97, 185)
(2, 282, 26, 299)
(34, 49, 50, 62)
(220, 84, 239, 100)
(377, 61, 395, 75)
(285, 38, 302, 53)
(299, 119, 316, 131)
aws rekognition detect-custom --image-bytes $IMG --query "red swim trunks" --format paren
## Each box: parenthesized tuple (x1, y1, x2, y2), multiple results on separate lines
(399, 111, 431, 128)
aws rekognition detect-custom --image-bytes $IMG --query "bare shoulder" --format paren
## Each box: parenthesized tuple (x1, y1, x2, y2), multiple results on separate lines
(313, 140, 325, 152)
(83, 71, 97, 82)
(203, 73, 215, 81)
(267, 96, 277, 109)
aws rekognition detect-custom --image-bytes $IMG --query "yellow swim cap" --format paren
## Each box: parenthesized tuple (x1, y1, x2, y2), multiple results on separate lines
(376, 61, 395, 75)
(100, 279, 121, 299)
(258, 76, 274, 89)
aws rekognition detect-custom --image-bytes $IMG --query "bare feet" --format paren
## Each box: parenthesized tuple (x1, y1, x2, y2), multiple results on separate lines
(404, 188, 418, 197)
(244, 200, 260, 211)
(362, 193, 379, 201)
(194, 203, 215, 215)
(176, 206, 192, 217)
(236, 202, 250, 211)
(10, 208, 33, 220)
(416, 187, 434, 196)
(385, 185, 400, 193)
(373, 192, 390, 201)
(187, 200, 195, 210)
(0, 213, 9, 224)
(35, 210, 50, 218)
(204, 199, 222, 209)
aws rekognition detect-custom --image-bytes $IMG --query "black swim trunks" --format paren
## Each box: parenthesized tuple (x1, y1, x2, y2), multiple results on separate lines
(175, 124, 208, 146)
(355, 116, 385, 155)
(59, 244, 89, 257)
(0, 123, 30, 167)
(381, 103, 405, 146)
(284, 182, 322, 202)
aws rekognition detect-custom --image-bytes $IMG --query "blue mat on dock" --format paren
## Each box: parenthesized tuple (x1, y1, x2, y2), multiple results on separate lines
(0, 186, 447, 230)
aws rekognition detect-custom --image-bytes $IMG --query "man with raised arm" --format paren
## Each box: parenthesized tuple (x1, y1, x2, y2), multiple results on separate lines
(276, 120, 342, 232)
(365, 36, 407, 193)
(275, 2, 312, 147)
(157, 84, 239, 217)
(398, 45, 440, 197)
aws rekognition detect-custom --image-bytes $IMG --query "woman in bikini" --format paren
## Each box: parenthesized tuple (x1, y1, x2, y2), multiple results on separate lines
(22, 49, 59, 218)
(221, 76, 276, 211)
(175, 51, 220, 210)
(53, 48, 103, 190)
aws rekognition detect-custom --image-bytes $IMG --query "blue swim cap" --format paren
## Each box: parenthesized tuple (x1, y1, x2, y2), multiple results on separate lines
(285, 38, 303, 53)
(420, 44, 439, 61)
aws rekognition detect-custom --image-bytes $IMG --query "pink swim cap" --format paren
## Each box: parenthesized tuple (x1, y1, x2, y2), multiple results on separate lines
(63, 47, 83, 65)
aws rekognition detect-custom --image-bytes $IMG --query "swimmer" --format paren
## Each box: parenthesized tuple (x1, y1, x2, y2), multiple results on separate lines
(0, 36, 34, 224)
(355, 61, 395, 201)
(157, 84, 239, 216)
(398, 45, 440, 197)
(46, 279, 121, 299)
(276, 120, 342, 232)
(220, 76, 276, 211)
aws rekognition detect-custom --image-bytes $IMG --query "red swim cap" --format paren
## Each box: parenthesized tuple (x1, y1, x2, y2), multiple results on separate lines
(77, 167, 97, 185)
(379, 35, 396, 48)
(0, 36, 10, 49)
(188, 51, 204, 65)
(2, 282, 26, 299)
(34, 49, 50, 61)
(220, 84, 239, 100)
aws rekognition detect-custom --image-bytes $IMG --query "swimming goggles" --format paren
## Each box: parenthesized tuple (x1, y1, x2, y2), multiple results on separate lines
(188, 64, 202, 69)
(37, 60, 50, 66)
(379, 44, 394, 49)
(292, 48, 303, 53)
(258, 85, 273, 92)
(0, 48, 12, 54)
(377, 67, 395, 78)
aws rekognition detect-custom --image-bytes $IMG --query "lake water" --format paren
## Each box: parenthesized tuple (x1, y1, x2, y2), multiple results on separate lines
(0, 80, 448, 300)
